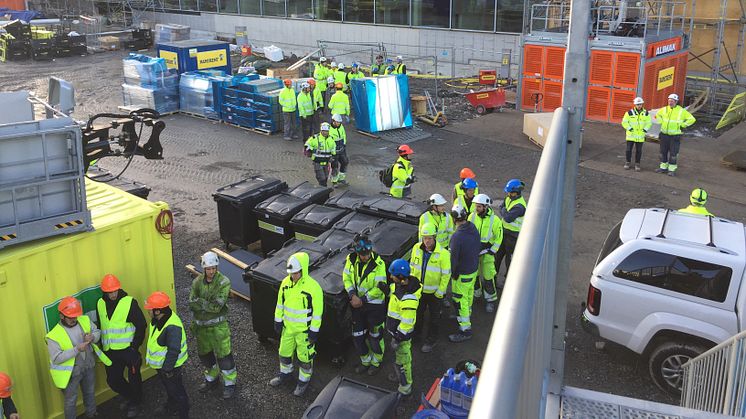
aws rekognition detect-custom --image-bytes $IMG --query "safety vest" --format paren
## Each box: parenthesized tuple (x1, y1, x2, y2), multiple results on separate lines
(146, 313, 188, 370)
(97, 296, 136, 351)
(393, 64, 405, 75)
(502, 195, 526, 233)
(279, 87, 297, 113)
(621, 108, 652, 142)
(328, 91, 350, 116)
(419, 210, 454, 249)
(297, 92, 314, 118)
(314, 64, 329, 92)
(410, 243, 451, 296)
(275, 274, 324, 333)
(371, 64, 384, 76)
(333, 70, 347, 90)
(342, 252, 387, 305)
(455, 194, 476, 215)
(390, 156, 413, 196)
(312, 87, 324, 110)
(453, 182, 479, 202)
(469, 208, 503, 253)
(657, 105, 695, 135)
(46, 316, 112, 389)
(330, 124, 346, 147)
(305, 134, 336, 163)
(679, 205, 713, 217)
(347, 71, 364, 85)
(387, 281, 421, 338)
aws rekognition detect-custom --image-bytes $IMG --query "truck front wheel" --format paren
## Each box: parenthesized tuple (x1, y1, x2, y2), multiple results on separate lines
(648, 341, 706, 397)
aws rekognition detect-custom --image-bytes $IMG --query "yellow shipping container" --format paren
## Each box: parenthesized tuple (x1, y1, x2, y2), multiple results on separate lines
(0, 179, 176, 419)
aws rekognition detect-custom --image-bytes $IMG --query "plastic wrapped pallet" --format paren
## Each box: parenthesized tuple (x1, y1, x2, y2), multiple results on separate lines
(350, 74, 413, 133)
(123, 53, 179, 88)
(154, 23, 190, 44)
(262, 45, 284, 62)
(239, 78, 283, 93)
(179, 71, 227, 119)
(122, 83, 179, 114)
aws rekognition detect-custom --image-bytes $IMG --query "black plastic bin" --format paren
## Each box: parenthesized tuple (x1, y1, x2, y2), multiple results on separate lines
(245, 240, 330, 340)
(358, 196, 428, 225)
(332, 212, 385, 235)
(369, 219, 419, 266)
(86, 166, 152, 199)
(325, 190, 369, 211)
(310, 252, 353, 355)
(254, 193, 312, 254)
(288, 181, 333, 204)
(290, 204, 349, 242)
(302, 375, 399, 419)
(213, 176, 288, 248)
(314, 229, 356, 253)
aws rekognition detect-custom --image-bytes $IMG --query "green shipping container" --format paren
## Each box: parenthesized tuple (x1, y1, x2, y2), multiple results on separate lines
(0, 179, 176, 419)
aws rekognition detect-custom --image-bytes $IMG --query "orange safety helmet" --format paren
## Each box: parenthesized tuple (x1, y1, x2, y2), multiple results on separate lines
(58, 296, 83, 318)
(335, 82, 344, 89)
(283, 79, 292, 87)
(459, 167, 476, 180)
(0, 372, 11, 398)
(308, 79, 316, 86)
(144, 291, 171, 310)
(397, 144, 414, 156)
(100, 274, 121, 292)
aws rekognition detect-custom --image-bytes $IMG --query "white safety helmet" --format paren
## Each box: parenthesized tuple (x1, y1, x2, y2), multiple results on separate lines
(331, 61, 337, 68)
(337, 63, 345, 69)
(396, 55, 403, 62)
(286, 255, 303, 274)
(451, 204, 468, 221)
(319, 56, 327, 63)
(301, 82, 310, 89)
(331, 114, 343, 123)
(473, 193, 491, 206)
(320, 122, 331, 131)
(668, 93, 679, 101)
(428, 193, 447, 206)
(201, 251, 219, 268)
(633, 97, 644, 105)
(327, 76, 335, 84)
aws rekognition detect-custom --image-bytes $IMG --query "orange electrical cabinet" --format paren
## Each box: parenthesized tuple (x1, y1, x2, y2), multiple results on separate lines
(543, 47, 566, 80)
(586, 87, 611, 121)
(0, 0, 25, 9)
(521, 78, 543, 110)
(543, 80, 564, 112)
(523, 45, 544, 77)
(611, 89, 636, 123)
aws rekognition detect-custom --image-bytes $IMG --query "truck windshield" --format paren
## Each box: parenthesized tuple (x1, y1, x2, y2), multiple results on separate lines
(595, 221, 623, 267)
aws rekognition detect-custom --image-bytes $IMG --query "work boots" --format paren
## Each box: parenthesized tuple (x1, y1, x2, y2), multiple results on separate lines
(222, 385, 236, 399)
(635, 164, 641, 172)
(198, 379, 218, 393)
(624, 162, 631, 170)
(354, 363, 368, 374)
(421, 341, 436, 353)
(293, 381, 310, 396)
(448, 331, 473, 343)
(269, 373, 292, 387)
(367, 365, 380, 376)
(485, 302, 496, 313)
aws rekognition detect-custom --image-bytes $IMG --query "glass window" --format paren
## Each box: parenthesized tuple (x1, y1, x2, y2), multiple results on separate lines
(412, 0, 448, 27)
(262, 0, 286, 16)
(182, 0, 198, 10)
(316, 0, 341, 20)
(452, 0, 495, 31)
(288, 0, 312, 18)
(376, 0, 409, 25)
(344, 0, 373, 23)
(163, 0, 180, 9)
(613, 249, 733, 302)
(199, 0, 217, 11)
(496, 0, 522, 32)
(240, 0, 260, 14)
(219, 0, 238, 13)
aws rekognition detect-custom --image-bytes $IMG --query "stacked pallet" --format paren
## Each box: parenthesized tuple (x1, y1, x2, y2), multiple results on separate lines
(221, 78, 283, 133)
(121, 53, 180, 114)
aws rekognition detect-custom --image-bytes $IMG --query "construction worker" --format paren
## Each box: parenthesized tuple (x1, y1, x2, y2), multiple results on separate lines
(370, 55, 385, 76)
(621, 97, 652, 171)
(469, 194, 503, 313)
(495, 179, 527, 281)
(309, 79, 323, 134)
(393, 56, 406, 75)
(189, 251, 237, 399)
(334, 63, 348, 92)
(46, 296, 110, 419)
(329, 114, 349, 186)
(328, 82, 350, 122)
(385, 259, 421, 397)
(347, 63, 364, 84)
(390, 144, 414, 198)
(454, 178, 478, 215)
(269, 252, 324, 396)
(0, 372, 19, 419)
(280, 78, 298, 141)
(96, 274, 147, 418)
(383, 59, 395, 75)
(313, 57, 330, 107)
(343, 233, 388, 376)
(655, 93, 696, 176)
(325, 76, 336, 113)
(144, 292, 189, 419)
(447, 204, 481, 343)
(410, 223, 451, 353)
(452, 167, 479, 202)
(680, 188, 714, 216)
(298, 82, 315, 141)
(419, 193, 454, 249)
(304, 122, 336, 187)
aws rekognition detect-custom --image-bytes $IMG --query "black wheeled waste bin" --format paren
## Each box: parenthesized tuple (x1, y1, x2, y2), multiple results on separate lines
(325, 190, 369, 211)
(314, 229, 356, 253)
(213, 176, 288, 248)
(288, 181, 333, 204)
(310, 251, 353, 359)
(302, 376, 399, 419)
(254, 193, 312, 254)
(332, 212, 385, 235)
(290, 204, 349, 242)
(358, 196, 428, 225)
(368, 219, 419, 266)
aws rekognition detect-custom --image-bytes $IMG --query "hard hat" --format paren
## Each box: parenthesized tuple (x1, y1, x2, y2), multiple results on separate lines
(335, 82, 344, 89)
(397, 144, 414, 156)
(201, 251, 219, 268)
(633, 97, 644, 105)
(459, 167, 476, 179)
(385, 58, 393, 64)
(283, 79, 292, 87)
(286, 255, 303, 274)
(420, 223, 437, 237)
(319, 56, 327, 62)
(428, 193, 447, 206)
(396, 55, 403, 62)
(327, 76, 335, 84)
(668, 93, 679, 101)
(388, 258, 411, 277)
(308, 79, 316, 86)
(301, 82, 310, 89)
(690, 188, 708, 206)
(473, 193, 491, 206)
(100, 274, 121, 293)
(504, 178, 525, 194)
(0, 372, 11, 398)
(58, 296, 83, 318)
(461, 177, 478, 190)
(144, 291, 171, 310)
(331, 114, 343, 123)
(451, 204, 468, 221)
(320, 122, 331, 131)
(352, 234, 373, 253)
(331, 61, 337, 67)
(337, 63, 345, 69)
(352, 62, 359, 68)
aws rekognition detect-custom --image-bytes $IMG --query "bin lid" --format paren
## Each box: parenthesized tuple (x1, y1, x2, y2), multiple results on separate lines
(213, 176, 286, 200)
(359, 196, 428, 224)
(325, 190, 369, 210)
(288, 181, 332, 203)
(250, 240, 329, 284)
(369, 219, 418, 262)
(302, 375, 398, 419)
(254, 193, 309, 218)
(314, 229, 356, 253)
(333, 212, 384, 234)
(290, 204, 348, 229)
(308, 252, 347, 294)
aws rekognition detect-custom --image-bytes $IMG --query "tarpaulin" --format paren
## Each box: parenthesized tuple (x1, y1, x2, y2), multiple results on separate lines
(351, 74, 413, 134)
(0, 8, 42, 22)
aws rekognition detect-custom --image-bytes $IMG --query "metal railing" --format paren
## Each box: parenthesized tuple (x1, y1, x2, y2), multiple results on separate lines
(682, 330, 746, 416)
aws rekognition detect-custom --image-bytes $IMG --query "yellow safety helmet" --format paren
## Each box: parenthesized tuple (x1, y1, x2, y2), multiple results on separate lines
(690, 188, 708, 206)
(420, 223, 437, 237)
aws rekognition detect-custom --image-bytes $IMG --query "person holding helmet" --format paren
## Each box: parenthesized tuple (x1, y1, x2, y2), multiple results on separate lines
(392, 55, 406, 75)
(680, 188, 714, 216)
(468, 194, 503, 313)
(452, 167, 479, 202)
(343, 233, 388, 376)
(46, 296, 110, 419)
(280, 79, 299, 141)
(419, 193, 454, 249)
(269, 252, 324, 397)
(309, 79, 323, 134)
(305, 122, 337, 187)
(447, 204, 481, 343)
(621, 97, 652, 171)
(385, 259, 421, 396)
(328, 82, 350, 122)
(144, 291, 189, 419)
(0, 372, 19, 419)
(334, 62, 348, 92)
(654, 93, 696, 176)
(495, 179, 527, 281)
(454, 178, 478, 215)
(96, 274, 147, 417)
(390, 144, 415, 198)
(313, 57, 330, 107)
(188, 251, 237, 399)
(410, 223, 451, 353)
(371, 55, 385, 76)
(329, 114, 349, 186)
(297, 82, 315, 141)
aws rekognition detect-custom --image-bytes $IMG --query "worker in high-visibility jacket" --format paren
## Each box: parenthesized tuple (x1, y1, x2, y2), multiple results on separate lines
(347, 63, 364, 84)
(468, 194, 503, 314)
(309, 79, 323, 134)
(343, 233, 388, 376)
(297, 82, 315, 142)
(46, 296, 111, 419)
(370, 55, 385, 76)
(410, 223, 451, 353)
(189, 251, 237, 399)
(654, 93, 696, 176)
(279, 78, 298, 141)
(385, 259, 421, 396)
(454, 178, 478, 215)
(448, 205, 480, 343)
(144, 291, 189, 419)
(383, 59, 395, 75)
(96, 274, 147, 418)
(392, 56, 406, 75)
(305, 122, 337, 187)
(329, 114, 349, 186)
(495, 179, 527, 282)
(313, 57, 330, 107)
(621, 97, 652, 171)
(452, 167, 479, 203)
(419, 193, 454, 249)
(269, 252, 324, 397)
(390, 144, 414, 198)
(680, 188, 714, 216)
(328, 82, 350, 121)
(0, 372, 19, 419)
(333, 62, 348, 92)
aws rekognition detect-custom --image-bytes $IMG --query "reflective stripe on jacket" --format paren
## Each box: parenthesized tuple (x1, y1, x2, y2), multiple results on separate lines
(621, 108, 652, 142)
(468, 208, 503, 253)
(330, 124, 347, 147)
(47, 316, 111, 389)
(146, 313, 188, 369)
(314, 64, 329, 92)
(502, 195, 526, 233)
(419, 210, 454, 249)
(656, 105, 695, 135)
(305, 134, 337, 162)
(274, 252, 324, 333)
(342, 252, 387, 304)
(298, 92, 314, 117)
(97, 296, 135, 351)
(390, 156, 413, 196)
(386, 279, 421, 340)
(279, 87, 297, 112)
(328, 91, 350, 116)
(409, 242, 451, 297)
(188, 271, 230, 325)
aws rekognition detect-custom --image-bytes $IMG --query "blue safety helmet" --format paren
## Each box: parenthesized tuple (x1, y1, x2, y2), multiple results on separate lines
(461, 177, 478, 190)
(353, 236, 373, 254)
(352, 62, 359, 68)
(504, 179, 525, 194)
(388, 259, 411, 277)
(385, 58, 393, 64)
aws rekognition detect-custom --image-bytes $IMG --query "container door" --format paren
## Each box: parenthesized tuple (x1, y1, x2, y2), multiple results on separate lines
(610, 90, 636, 123)
(543, 47, 566, 81)
(521, 78, 543, 111)
(542, 80, 564, 112)
(586, 87, 611, 121)
(589, 50, 614, 86)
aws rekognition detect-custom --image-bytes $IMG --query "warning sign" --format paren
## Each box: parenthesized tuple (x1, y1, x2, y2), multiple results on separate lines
(657, 67, 675, 90)
(196, 50, 227, 70)
(159, 50, 178, 70)
(43, 286, 103, 333)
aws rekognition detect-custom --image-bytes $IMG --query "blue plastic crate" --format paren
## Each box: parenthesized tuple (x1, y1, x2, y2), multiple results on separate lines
(222, 104, 256, 120)
(252, 100, 281, 114)
(254, 117, 279, 132)
(239, 78, 283, 93)
(223, 112, 256, 129)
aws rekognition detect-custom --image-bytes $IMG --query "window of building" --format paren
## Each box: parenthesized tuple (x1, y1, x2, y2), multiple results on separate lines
(199, 0, 217, 11)
(376, 0, 409, 25)
(315, 0, 341, 20)
(496, 0, 522, 32)
(612, 249, 733, 303)
(182, 0, 198, 10)
(452, 0, 495, 31)
(344, 0, 373, 23)
(163, 0, 180, 9)
(262, 0, 286, 16)
(219, 0, 238, 13)
(411, 0, 449, 27)
(239, 0, 260, 14)
(288, 0, 312, 18)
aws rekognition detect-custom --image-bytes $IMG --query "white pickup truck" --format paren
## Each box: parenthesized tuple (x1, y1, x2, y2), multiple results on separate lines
(581, 208, 746, 396)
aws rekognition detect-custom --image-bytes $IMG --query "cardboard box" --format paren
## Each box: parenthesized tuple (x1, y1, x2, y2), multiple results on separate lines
(410, 95, 427, 116)
(97, 36, 121, 50)
(523, 112, 554, 148)
(266, 67, 300, 79)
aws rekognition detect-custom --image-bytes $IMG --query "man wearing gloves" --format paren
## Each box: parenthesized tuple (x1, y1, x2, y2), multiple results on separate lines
(386, 259, 421, 397)
(468, 193, 503, 313)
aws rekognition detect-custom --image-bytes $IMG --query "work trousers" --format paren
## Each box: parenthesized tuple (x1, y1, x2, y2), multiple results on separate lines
(351, 304, 386, 367)
(415, 293, 443, 343)
(157, 368, 189, 419)
(625, 141, 644, 164)
(63, 366, 96, 419)
(475, 253, 498, 302)
(300, 116, 314, 141)
(331, 148, 349, 183)
(495, 231, 518, 281)
(312, 110, 321, 135)
(452, 272, 477, 332)
(393, 340, 413, 395)
(279, 329, 316, 383)
(283, 112, 297, 139)
(313, 160, 331, 187)
(196, 322, 237, 386)
(659, 133, 681, 172)
(104, 348, 142, 406)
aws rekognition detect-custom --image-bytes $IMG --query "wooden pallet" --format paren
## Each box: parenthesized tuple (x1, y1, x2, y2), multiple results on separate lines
(184, 246, 254, 303)
(179, 111, 221, 122)
(356, 129, 380, 139)
(222, 121, 275, 136)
